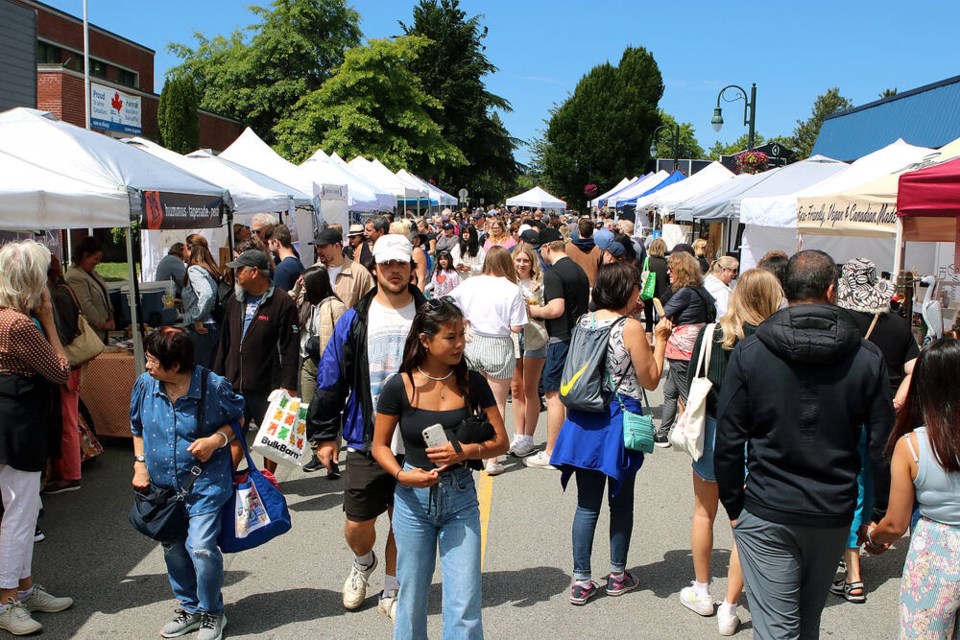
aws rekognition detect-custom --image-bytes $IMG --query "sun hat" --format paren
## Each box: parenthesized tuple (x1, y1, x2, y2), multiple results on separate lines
(347, 223, 364, 236)
(836, 257, 896, 313)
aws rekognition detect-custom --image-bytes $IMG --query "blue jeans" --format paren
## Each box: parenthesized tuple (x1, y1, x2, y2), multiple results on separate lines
(162, 509, 224, 615)
(572, 468, 637, 581)
(392, 465, 482, 640)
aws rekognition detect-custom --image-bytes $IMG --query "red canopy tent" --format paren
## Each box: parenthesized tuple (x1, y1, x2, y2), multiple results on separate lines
(897, 155, 960, 268)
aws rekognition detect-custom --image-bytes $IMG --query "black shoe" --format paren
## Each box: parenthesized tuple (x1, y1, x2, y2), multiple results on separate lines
(303, 454, 323, 473)
(653, 433, 671, 448)
(326, 461, 341, 480)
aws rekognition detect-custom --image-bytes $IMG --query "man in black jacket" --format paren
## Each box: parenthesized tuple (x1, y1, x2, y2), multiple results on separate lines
(715, 250, 894, 639)
(214, 249, 299, 473)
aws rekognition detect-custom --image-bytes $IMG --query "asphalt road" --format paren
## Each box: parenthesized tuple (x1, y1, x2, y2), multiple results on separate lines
(33, 385, 907, 639)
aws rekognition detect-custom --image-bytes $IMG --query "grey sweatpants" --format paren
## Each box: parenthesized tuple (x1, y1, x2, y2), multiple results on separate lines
(733, 509, 847, 640)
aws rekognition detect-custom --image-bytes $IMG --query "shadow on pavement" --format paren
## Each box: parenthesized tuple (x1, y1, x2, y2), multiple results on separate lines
(225, 587, 344, 632)
(415, 566, 570, 615)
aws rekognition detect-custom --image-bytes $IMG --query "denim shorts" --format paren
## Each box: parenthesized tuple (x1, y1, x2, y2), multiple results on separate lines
(691, 415, 717, 482)
(523, 346, 547, 359)
(542, 341, 569, 393)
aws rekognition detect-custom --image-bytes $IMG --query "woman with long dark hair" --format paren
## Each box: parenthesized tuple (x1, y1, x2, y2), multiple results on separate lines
(866, 338, 960, 638)
(182, 241, 222, 369)
(451, 224, 486, 279)
(372, 300, 508, 640)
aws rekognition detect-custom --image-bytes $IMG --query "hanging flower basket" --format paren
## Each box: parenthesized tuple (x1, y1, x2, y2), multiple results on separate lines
(583, 183, 599, 198)
(736, 151, 768, 174)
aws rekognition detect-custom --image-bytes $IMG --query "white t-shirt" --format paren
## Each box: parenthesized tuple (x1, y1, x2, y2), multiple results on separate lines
(367, 298, 416, 455)
(327, 264, 343, 287)
(704, 273, 731, 317)
(448, 275, 527, 336)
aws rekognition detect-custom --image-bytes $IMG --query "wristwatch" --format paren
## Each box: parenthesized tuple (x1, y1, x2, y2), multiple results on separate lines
(133, 455, 146, 463)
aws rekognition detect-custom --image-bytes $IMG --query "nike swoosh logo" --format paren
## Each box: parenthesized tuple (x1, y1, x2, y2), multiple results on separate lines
(560, 363, 589, 396)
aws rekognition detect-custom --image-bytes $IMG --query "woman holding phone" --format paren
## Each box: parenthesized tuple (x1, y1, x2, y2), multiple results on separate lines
(372, 299, 508, 640)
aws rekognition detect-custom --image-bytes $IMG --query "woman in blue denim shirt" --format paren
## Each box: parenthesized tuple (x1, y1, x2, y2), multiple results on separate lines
(130, 327, 244, 640)
(372, 300, 508, 640)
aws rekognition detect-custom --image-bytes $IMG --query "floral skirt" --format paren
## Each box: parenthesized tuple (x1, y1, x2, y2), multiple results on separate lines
(899, 517, 960, 639)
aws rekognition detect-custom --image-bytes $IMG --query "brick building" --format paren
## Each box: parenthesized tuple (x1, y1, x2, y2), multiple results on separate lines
(8, 0, 241, 150)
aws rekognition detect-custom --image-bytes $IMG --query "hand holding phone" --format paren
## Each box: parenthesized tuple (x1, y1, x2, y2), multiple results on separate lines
(422, 424, 449, 449)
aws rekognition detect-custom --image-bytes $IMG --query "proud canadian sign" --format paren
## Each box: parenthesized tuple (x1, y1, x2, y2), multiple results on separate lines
(90, 82, 142, 135)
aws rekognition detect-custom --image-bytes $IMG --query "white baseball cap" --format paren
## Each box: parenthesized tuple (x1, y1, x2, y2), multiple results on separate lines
(373, 234, 413, 263)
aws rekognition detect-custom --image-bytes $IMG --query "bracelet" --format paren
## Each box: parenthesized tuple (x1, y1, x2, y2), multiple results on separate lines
(476, 443, 483, 460)
(216, 431, 230, 448)
(395, 468, 403, 482)
(867, 527, 878, 546)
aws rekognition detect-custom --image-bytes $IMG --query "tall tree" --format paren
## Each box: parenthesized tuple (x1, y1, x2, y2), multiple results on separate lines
(792, 87, 853, 160)
(651, 111, 704, 163)
(879, 88, 898, 99)
(541, 46, 664, 209)
(400, 0, 519, 200)
(167, 0, 362, 144)
(157, 75, 199, 154)
(273, 36, 467, 174)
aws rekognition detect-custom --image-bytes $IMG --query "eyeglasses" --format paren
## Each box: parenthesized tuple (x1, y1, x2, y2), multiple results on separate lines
(427, 298, 445, 309)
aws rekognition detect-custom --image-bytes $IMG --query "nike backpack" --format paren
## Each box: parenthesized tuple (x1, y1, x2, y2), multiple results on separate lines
(559, 315, 628, 413)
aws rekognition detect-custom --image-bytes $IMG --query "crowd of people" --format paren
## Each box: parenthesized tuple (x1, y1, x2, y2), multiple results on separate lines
(0, 203, 957, 640)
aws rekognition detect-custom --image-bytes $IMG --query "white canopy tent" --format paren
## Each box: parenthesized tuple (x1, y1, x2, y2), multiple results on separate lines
(348, 157, 428, 202)
(590, 177, 634, 208)
(638, 162, 735, 216)
(606, 171, 670, 209)
(300, 156, 385, 212)
(675, 169, 782, 223)
(220, 128, 319, 207)
(506, 186, 566, 210)
(397, 170, 457, 208)
(598, 173, 652, 208)
(187, 150, 313, 210)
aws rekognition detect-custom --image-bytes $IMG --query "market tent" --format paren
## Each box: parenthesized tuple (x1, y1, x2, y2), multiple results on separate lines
(397, 170, 457, 207)
(675, 168, 783, 222)
(505, 186, 566, 210)
(220, 128, 319, 205)
(123, 137, 297, 215)
(607, 171, 670, 209)
(737, 156, 849, 226)
(349, 157, 429, 202)
(590, 177, 633, 208)
(599, 173, 655, 208)
(898, 156, 960, 242)
(187, 150, 313, 209)
(619, 171, 686, 208)
(642, 162, 735, 217)
(300, 155, 387, 212)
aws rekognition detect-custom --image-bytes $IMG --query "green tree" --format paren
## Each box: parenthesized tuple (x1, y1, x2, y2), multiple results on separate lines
(707, 133, 769, 159)
(168, 0, 362, 144)
(651, 111, 704, 162)
(157, 75, 200, 154)
(273, 36, 467, 174)
(400, 0, 519, 201)
(792, 87, 853, 160)
(541, 46, 664, 209)
(879, 88, 898, 99)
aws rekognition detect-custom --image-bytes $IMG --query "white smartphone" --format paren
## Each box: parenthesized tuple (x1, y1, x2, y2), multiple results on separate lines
(422, 424, 449, 448)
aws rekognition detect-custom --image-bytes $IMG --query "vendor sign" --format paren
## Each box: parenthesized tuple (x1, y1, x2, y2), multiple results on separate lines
(797, 199, 898, 237)
(90, 82, 141, 135)
(139, 191, 224, 230)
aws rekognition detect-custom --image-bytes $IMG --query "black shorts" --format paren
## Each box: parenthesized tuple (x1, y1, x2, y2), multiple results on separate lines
(242, 390, 271, 434)
(541, 341, 570, 393)
(343, 451, 398, 522)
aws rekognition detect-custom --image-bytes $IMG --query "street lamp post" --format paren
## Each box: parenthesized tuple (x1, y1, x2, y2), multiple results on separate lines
(711, 83, 757, 151)
(649, 123, 680, 172)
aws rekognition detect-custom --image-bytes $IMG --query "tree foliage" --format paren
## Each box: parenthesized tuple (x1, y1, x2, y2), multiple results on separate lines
(167, 0, 362, 144)
(400, 0, 519, 200)
(879, 88, 898, 99)
(651, 111, 704, 162)
(540, 47, 664, 210)
(157, 75, 199, 154)
(273, 36, 466, 174)
(792, 87, 853, 160)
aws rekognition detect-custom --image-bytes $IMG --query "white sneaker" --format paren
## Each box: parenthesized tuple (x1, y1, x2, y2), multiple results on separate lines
(679, 584, 715, 616)
(378, 589, 397, 621)
(0, 600, 42, 636)
(523, 451, 556, 470)
(508, 438, 536, 458)
(21, 585, 73, 613)
(485, 460, 505, 476)
(717, 607, 741, 636)
(343, 553, 378, 610)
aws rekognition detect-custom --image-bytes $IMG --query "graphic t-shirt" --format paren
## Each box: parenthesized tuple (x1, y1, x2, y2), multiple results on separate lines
(367, 298, 417, 453)
(243, 294, 262, 337)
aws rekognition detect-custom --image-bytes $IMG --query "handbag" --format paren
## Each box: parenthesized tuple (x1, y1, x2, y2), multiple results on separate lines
(610, 362, 656, 454)
(640, 257, 656, 301)
(670, 323, 717, 459)
(78, 413, 104, 462)
(128, 368, 209, 543)
(219, 421, 292, 553)
(445, 404, 496, 472)
(60, 285, 104, 367)
(251, 389, 309, 467)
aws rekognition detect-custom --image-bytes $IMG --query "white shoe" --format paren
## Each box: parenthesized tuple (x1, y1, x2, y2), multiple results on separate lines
(717, 607, 741, 636)
(0, 600, 42, 636)
(523, 451, 556, 470)
(508, 438, 536, 458)
(378, 589, 397, 621)
(485, 460, 505, 476)
(21, 585, 73, 613)
(343, 553, 378, 610)
(679, 584, 715, 616)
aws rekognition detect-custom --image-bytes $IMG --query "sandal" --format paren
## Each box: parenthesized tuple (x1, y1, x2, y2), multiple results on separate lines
(830, 578, 866, 603)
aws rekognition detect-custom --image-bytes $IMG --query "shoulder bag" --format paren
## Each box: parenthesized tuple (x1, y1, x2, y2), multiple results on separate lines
(61, 285, 104, 367)
(640, 257, 656, 301)
(670, 323, 717, 459)
(611, 364, 655, 454)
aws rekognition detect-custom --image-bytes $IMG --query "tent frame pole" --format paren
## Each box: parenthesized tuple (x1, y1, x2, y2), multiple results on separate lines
(125, 222, 145, 375)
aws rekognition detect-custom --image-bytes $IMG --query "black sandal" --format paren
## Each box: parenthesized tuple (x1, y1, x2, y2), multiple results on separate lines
(830, 578, 866, 603)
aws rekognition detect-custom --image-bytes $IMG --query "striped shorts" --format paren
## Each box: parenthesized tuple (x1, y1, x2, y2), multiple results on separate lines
(465, 332, 516, 379)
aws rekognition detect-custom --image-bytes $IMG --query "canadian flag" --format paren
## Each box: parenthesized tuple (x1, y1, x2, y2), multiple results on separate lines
(111, 92, 123, 113)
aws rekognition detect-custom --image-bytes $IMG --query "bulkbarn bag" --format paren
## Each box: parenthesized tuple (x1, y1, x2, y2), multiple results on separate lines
(559, 315, 627, 413)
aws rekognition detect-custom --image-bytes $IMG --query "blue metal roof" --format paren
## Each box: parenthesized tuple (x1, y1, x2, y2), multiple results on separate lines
(811, 75, 960, 161)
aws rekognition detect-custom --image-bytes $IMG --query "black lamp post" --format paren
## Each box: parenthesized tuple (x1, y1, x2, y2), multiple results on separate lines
(649, 123, 680, 172)
(711, 83, 757, 151)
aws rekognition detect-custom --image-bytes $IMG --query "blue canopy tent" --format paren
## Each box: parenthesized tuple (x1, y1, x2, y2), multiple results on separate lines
(618, 171, 686, 209)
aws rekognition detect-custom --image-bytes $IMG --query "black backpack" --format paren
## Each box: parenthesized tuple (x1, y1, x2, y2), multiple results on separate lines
(559, 315, 628, 413)
(210, 279, 232, 324)
(691, 286, 718, 323)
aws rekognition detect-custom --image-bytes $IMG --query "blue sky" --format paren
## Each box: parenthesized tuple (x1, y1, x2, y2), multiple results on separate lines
(43, 1, 960, 166)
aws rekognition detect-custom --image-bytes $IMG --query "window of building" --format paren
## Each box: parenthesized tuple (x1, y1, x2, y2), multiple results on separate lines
(37, 42, 62, 64)
(90, 59, 106, 79)
(116, 68, 137, 88)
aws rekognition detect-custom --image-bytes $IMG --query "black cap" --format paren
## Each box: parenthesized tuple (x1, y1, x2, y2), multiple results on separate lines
(310, 228, 343, 246)
(669, 242, 696, 257)
(442, 223, 454, 230)
(519, 229, 540, 247)
(538, 227, 563, 244)
(226, 249, 269, 271)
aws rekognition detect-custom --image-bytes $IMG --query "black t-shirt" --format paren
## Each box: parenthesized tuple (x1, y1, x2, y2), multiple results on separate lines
(845, 309, 920, 395)
(543, 256, 590, 341)
(376, 370, 496, 470)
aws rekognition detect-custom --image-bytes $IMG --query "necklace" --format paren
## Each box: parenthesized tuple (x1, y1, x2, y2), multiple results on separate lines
(417, 367, 454, 400)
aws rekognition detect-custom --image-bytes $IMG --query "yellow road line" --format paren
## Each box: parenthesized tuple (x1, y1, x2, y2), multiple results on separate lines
(478, 470, 494, 570)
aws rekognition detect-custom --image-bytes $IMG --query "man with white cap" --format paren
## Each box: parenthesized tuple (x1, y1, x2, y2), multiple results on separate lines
(307, 234, 426, 620)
